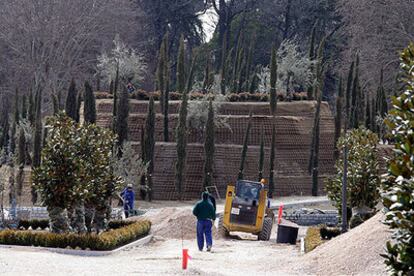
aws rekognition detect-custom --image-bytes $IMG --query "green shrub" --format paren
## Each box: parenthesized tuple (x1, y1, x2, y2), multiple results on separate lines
(18, 219, 49, 230)
(325, 128, 380, 217)
(0, 220, 151, 251)
(381, 43, 414, 274)
(304, 226, 323, 253)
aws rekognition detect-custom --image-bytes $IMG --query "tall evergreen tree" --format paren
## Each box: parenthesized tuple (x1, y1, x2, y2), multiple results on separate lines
(269, 121, 276, 198)
(21, 94, 27, 120)
(270, 45, 278, 116)
(109, 80, 114, 95)
(307, 20, 318, 100)
(220, 31, 228, 95)
(244, 34, 256, 92)
(309, 37, 326, 196)
(258, 126, 265, 181)
(345, 61, 355, 126)
(65, 79, 77, 121)
(157, 32, 168, 112)
(144, 97, 156, 201)
(202, 99, 215, 189)
(75, 90, 82, 123)
(16, 127, 26, 196)
(52, 93, 59, 115)
(238, 113, 252, 180)
(32, 86, 43, 204)
(14, 89, 19, 124)
(83, 81, 96, 124)
(162, 32, 170, 143)
(0, 112, 10, 151)
(28, 89, 35, 125)
(334, 77, 344, 160)
(177, 35, 186, 94)
(350, 54, 360, 129)
(365, 93, 372, 130)
(116, 85, 129, 149)
(112, 64, 120, 131)
(175, 54, 196, 200)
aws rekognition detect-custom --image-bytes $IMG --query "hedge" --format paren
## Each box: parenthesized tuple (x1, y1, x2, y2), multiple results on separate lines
(17, 219, 134, 231)
(304, 227, 323, 253)
(95, 90, 309, 102)
(0, 220, 151, 251)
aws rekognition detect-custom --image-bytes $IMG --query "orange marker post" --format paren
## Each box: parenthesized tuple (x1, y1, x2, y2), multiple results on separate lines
(277, 203, 284, 224)
(182, 249, 191, 270)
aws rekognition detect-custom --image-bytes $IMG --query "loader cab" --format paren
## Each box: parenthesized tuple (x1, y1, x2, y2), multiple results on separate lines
(230, 180, 264, 226)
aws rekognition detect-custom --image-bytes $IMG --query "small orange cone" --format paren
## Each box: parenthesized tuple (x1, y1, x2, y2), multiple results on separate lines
(182, 249, 191, 270)
(277, 203, 284, 224)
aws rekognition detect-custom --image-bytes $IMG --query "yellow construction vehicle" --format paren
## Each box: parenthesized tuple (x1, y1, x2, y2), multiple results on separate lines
(218, 180, 274, 241)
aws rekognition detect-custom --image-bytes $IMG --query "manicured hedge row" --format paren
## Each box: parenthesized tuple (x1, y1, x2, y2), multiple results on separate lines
(18, 219, 134, 231)
(0, 220, 151, 251)
(95, 90, 308, 102)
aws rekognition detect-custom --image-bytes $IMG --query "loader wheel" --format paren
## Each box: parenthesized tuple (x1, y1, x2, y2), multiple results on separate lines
(258, 217, 273, 241)
(218, 214, 229, 238)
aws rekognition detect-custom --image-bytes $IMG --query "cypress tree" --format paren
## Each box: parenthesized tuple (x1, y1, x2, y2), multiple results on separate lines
(220, 31, 228, 95)
(245, 34, 256, 92)
(14, 89, 19, 124)
(309, 37, 326, 196)
(365, 93, 372, 130)
(144, 97, 155, 201)
(0, 112, 10, 151)
(269, 120, 276, 198)
(307, 20, 318, 100)
(16, 127, 26, 166)
(350, 54, 360, 129)
(21, 94, 27, 120)
(157, 32, 168, 112)
(65, 79, 77, 120)
(345, 61, 355, 127)
(75, 90, 82, 123)
(163, 32, 170, 143)
(28, 89, 35, 125)
(10, 121, 16, 154)
(202, 55, 213, 92)
(116, 85, 129, 149)
(270, 45, 278, 116)
(52, 93, 59, 115)
(177, 35, 186, 94)
(175, 54, 196, 200)
(109, 80, 114, 95)
(112, 64, 119, 131)
(238, 113, 252, 180)
(236, 49, 246, 93)
(231, 33, 244, 93)
(32, 87, 42, 204)
(258, 126, 265, 181)
(334, 77, 343, 160)
(202, 99, 215, 189)
(140, 125, 146, 199)
(83, 81, 96, 124)
(249, 66, 259, 93)
(376, 68, 388, 117)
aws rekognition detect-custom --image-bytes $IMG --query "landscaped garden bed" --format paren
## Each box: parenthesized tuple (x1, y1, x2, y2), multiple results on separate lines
(0, 219, 151, 251)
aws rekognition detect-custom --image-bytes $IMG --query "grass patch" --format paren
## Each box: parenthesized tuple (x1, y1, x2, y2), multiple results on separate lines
(0, 220, 151, 251)
(304, 227, 323, 253)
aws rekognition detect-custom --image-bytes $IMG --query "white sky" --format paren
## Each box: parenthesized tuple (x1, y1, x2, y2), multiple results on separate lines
(199, 6, 218, 42)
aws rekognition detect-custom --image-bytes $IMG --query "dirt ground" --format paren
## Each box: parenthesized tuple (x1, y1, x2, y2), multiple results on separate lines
(0, 202, 390, 276)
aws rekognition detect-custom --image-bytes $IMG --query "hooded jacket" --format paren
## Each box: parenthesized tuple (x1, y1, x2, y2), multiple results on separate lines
(192, 192, 216, 220)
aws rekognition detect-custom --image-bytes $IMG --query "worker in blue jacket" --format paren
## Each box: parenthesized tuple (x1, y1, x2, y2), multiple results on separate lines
(121, 184, 135, 218)
(193, 191, 216, 252)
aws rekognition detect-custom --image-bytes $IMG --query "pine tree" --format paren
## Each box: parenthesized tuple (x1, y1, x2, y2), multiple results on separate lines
(309, 37, 326, 196)
(116, 85, 129, 149)
(83, 81, 96, 124)
(75, 90, 82, 123)
(175, 54, 196, 200)
(334, 77, 343, 160)
(65, 79, 77, 121)
(202, 99, 215, 189)
(238, 113, 252, 180)
(268, 120, 276, 198)
(307, 20, 318, 100)
(21, 94, 27, 120)
(177, 35, 186, 94)
(258, 126, 265, 181)
(144, 97, 155, 201)
(270, 45, 278, 116)
(345, 61, 355, 127)
(220, 31, 228, 95)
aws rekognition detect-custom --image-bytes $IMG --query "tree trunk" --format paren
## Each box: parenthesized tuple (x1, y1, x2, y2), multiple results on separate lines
(48, 207, 70, 233)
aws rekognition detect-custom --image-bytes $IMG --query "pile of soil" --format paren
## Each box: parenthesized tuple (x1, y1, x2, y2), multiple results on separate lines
(303, 212, 391, 275)
(140, 207, 222, 240)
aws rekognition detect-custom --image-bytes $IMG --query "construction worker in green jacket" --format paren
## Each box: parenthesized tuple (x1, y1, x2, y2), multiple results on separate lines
(193, 191, 216, 252)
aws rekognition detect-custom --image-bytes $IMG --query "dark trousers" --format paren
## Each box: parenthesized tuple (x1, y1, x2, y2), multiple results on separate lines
(196, 219, 213, 250)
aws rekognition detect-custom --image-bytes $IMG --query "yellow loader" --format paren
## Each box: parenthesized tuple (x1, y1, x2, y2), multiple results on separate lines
(218, 180, 274, 241)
